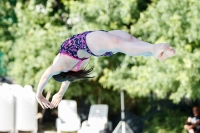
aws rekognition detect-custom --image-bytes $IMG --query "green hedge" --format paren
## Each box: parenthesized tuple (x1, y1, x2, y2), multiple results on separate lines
(144, 110, 187, 133)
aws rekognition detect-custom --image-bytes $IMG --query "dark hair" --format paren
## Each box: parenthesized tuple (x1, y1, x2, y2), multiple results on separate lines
(193, 106, 199, 109)
(52, 67, 94, 82)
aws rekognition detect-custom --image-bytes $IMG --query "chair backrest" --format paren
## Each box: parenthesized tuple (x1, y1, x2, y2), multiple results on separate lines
(1, 83, 11, 90)
(15, 86, 37, 130)
(58, 100, 78, 122)
(9, 84, 24, 97)
(0, 85, 15, 131)
(24, 85, 33, 92)
(88, 104, 108, 127)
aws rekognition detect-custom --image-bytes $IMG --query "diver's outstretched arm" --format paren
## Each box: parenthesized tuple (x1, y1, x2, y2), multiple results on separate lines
(36, 65, 62, 109)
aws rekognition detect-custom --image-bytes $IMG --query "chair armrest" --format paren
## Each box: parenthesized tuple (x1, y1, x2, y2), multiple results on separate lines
(81, 120, 89, 128)
(72, 117, 81, 127)
(108, 121, 112, 131)
(56, 118, 62, 128)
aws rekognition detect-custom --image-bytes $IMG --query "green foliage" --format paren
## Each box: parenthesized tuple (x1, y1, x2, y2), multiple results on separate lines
(0, 0, 16, 76)
(0, 0, 127, 112)
(0, 0, 145, 104)
(0, 0, 16, 41)
(98, 0, 200, 103)
(1, 0, 199, 131)
(0, 52, 7, 76)
(0, 0, 200, 115)
(133, 0, 200, 102)
(69, 0, 147, 32)
(144, 110, 187, 133)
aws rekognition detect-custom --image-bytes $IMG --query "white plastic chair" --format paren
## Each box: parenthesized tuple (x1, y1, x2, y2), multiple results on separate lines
(56, 100, 81, 133)
(9, 84, 24, 97)
(1, 83, 11, 90)
(24, 85, 34, 91)
(15, 85, 38, 133)
(78, 104, 109, 133)
(0, 85, 15, 133)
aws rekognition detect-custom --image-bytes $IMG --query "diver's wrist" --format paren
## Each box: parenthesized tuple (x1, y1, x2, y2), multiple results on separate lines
(57, 91, 64, 97)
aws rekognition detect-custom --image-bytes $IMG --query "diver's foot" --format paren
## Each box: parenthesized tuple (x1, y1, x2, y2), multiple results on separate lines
(153, 43, 176, 61)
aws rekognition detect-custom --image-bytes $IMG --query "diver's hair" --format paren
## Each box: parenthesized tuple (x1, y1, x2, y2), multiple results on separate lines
(52, 67, 94, 82)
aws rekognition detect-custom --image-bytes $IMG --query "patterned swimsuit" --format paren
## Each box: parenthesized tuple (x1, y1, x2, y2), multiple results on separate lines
(59, 30, 113, 71)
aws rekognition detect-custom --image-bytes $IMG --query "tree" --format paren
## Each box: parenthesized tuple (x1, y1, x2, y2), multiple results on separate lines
(0, 0, 146, 99)
(99, 0, 200, 103)
(1, 0, 200, 110)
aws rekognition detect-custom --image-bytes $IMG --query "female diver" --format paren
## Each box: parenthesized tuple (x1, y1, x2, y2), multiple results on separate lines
(36, 30, 176, 109)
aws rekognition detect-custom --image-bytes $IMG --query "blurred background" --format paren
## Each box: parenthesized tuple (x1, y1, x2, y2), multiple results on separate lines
(0, 0, 200, 133)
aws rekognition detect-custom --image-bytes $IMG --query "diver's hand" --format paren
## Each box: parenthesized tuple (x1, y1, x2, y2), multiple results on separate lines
(36, 94, 54, 109)
(51, 93, 63, 108)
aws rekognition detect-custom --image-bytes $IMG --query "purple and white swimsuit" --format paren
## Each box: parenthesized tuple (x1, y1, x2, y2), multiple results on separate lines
(59, 30, 113, 71)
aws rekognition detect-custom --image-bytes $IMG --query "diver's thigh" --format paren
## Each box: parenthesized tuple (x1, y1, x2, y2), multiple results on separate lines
(86, 31, 125, 54)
